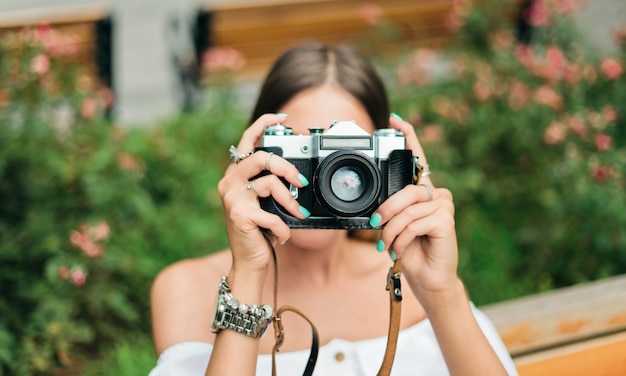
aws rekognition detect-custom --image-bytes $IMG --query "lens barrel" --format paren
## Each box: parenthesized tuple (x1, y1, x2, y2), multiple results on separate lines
(314, 151, 381, 217)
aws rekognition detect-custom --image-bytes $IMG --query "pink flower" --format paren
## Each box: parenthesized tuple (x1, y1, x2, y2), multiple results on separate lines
(445, 11, 463, 32)
(543, 45, 573, 82)
(117, 152, 142, 172)
(359, 3, 383, 25)
(544, 121, 567, 144)
(69, 221, 110, 258)
(35, 24, 52, 41)
(516, 45, 535, 69)
(592, 165, 610, 183)
(80, 98, 98, 120)
(526, 0, 551, 27)
(71, 267, 87, 287)
(595, 133, 612, 151)
(533, 85, 563, 110)
(58, 265, 70, 280)
(473, 81, 492, 101)
(31, 54, 50, 75)
(566, 115, 588, 138)
(90, 221, 111, 241)
(202, 47, 246, 73)
(34, 26, 79, 58)
(600, 58, 623, 80)
(445, 0, 471, 32)
(602, 106, 618, 123)
(420, 124, 444, 143)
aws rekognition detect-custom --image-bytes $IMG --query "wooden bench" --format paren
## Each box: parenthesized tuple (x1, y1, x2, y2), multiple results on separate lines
(481, 274, 626, 375)
(205, 0, 455, 79)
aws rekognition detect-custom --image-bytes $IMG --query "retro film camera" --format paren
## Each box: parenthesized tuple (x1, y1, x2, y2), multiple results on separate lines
(258, 120, 422, 230)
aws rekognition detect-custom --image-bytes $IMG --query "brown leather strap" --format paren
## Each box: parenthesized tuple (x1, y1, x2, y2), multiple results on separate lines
(265, 233, 319, 376)
(377, 259, 403, 376)
(271, 305, 319, 376)
(264, 233, 402, 376)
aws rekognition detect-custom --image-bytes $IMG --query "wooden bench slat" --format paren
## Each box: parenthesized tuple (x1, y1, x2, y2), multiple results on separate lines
(515, 330, 626, 376)
(481, 274, 626, 356)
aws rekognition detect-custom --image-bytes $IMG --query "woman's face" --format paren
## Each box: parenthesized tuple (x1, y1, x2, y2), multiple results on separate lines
(277, 83, 376, 250)
(278, 84, 375, 135)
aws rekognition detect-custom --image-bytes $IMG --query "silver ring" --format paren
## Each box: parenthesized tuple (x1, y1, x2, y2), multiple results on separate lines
(247, 179, 259, 196)
(421, 164, 431, 177)
(419, 183, 434, 202)
(230, 145, 250, 164)
(265, 152, 274, 171)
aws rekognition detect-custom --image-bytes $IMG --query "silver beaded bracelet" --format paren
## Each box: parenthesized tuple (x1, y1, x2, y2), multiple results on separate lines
(211, 276, 274, 338)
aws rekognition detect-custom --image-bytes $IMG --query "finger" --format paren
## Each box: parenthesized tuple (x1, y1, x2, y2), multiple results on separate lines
(389, 114, 432, 186)
(373, 184, 436, 226)
(250, 210, 293, 245)
(228, 200, 292, 245)
(379, 201, 437, 252)
(236, 113, 288, 155)
(237, 151, 308, 188)
(248, 175, 309, 220)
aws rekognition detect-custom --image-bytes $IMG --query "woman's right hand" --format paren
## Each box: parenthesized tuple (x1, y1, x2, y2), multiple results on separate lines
(217, 114, 309, 273)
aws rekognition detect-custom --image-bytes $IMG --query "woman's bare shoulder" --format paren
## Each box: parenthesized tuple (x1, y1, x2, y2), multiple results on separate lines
(150, 249, 232, 354)
(152, 250, 231, 293)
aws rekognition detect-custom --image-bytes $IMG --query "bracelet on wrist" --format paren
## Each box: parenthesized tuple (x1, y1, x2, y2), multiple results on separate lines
(211, 276, 274, 338)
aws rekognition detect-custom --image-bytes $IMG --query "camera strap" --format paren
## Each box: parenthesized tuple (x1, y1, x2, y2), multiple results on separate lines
(378, 259, 403, 376)
(264, 233, 402, 376)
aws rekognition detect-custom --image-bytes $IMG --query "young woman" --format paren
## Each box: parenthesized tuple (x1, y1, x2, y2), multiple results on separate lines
(149, 42, 517, 376)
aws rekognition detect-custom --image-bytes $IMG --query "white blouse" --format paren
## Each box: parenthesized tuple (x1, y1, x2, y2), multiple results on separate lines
(149, 303, 518, 375)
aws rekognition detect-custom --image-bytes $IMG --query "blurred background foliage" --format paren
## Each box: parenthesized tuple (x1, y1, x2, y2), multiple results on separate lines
(0, 0, 625, 374)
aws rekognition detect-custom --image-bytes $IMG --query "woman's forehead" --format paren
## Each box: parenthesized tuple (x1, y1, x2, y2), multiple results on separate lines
(278, 85, 375, 134)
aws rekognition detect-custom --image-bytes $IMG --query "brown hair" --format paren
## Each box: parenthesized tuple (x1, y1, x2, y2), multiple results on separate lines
(249, 42, 390, 128)
(251, 42, 387, 242)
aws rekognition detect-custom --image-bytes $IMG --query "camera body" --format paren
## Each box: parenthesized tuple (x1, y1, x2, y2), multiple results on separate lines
(258, 120, 419, 230)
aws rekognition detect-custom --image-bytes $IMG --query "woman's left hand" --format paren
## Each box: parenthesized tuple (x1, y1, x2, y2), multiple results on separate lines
(373, 115, 459, 298)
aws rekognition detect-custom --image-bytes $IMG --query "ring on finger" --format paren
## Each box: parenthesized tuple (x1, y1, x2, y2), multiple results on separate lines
(265, 152, 274, 172)
(247, 179, 260, 196)
(230, 145, 251, 164)
(419, 183, 434, 202)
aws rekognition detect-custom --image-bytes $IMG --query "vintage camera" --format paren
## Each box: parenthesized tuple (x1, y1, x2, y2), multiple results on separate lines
(258, 120, 421, 230)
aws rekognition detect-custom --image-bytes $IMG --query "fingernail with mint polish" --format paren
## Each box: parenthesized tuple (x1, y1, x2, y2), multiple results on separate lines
(299, 206, 311, 218)
(391, 113, 404, 121)
(390, 250, 397, 261)
(376, 240, 385, 253)
(277, 112, 288, 117)
(298, 173, 309, 187)
(369, 213, 382, 228)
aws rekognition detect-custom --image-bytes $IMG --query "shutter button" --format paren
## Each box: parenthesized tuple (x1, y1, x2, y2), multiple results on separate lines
(335, 352, 345, 362)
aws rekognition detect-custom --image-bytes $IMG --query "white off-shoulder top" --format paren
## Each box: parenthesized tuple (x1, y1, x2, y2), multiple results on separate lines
(149, 303, 518, 375)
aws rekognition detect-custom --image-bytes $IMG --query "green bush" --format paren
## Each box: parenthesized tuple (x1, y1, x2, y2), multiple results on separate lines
(0, 27, 244, 375)
(381, 0, 626, 301)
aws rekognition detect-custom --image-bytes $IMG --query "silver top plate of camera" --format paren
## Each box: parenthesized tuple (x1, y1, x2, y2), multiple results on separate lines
(261, 120, 406, 160)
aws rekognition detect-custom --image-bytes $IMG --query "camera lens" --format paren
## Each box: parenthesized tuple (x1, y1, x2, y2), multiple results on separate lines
(314, 151, 381, 216)
(330, 167, 364, 202)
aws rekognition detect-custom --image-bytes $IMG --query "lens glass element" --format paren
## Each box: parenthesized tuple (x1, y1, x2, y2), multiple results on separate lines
(330, 167, 363, 201)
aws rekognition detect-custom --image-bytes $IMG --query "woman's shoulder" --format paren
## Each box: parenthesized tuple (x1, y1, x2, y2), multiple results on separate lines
(152, 250, 232, 290)
(150, 250, 232, 354)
